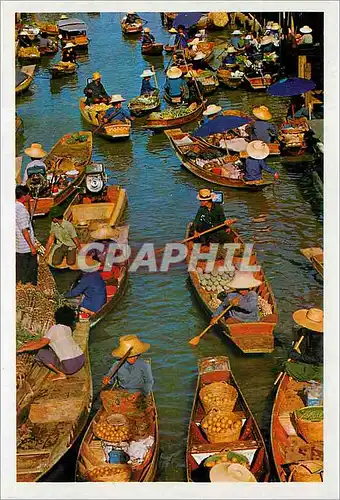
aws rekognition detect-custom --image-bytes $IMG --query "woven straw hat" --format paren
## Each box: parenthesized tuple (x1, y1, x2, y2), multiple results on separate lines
(197, 188, 213, 201)
(90, 225, 120, 240)
(293, 308, 323, 333)
(92, 71, 102, 80)
(231, 30, 242, 35)
(226, 270, 262, 289)
(109, 94, 126, 103)
(140, 69, 155, 78)
(144, 27, 151, 33)
(210, 463, 257, 482)
(24, 143, 47, 158)
(261, 35, 275, 45)
(253, 105, 272, 121)
(300, 25, 312, 34)
(112, 334, 150, 358)
(226, 45, 237, 53)
(246, 140, 270, 160)
(203, 104, 222, 116)
(64, 42, 76, 49)
(168, 27, 177, 33)
(166, 66, 182, 79)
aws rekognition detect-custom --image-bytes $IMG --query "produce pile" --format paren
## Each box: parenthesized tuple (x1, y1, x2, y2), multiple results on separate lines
(198, 269, 235, 293)
(54, 61, 76, 69)
(181, 145, 226, 161)
(88, 464, 131, 482)
(85, 103, 110, 112)
(295, 407, 323, 422)
(200, 381, 237, 413)
(65, 133, 89, 145)
(201, 409, 243, 443)
(257, 296, 273, 317)
(93, 412, 130, 443)
(204, 451, 249, 468)
(149, 104, 195, 120)
(18, 46, 40, 58)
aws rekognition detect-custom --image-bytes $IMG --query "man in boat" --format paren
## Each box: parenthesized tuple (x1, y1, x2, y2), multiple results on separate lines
(201, 104, 222, 125)
(251, 106, 278, 143)
(61, 42, 76, 63)
(290, 308, 323, 365)
(125, 12, 140, 24)
(141, 27, 155, 46)
(103, 94, 131, 123)
(244, 141, 279, 182)
(174, 24, 189, 55)
(44, 206, 81, 267)
(15, 185, 38, 286)
(297, 26, 313, 45)
(210, 271, 262, 325)
(185, 73, 203, 104)
(22, 142, 47, 185)
(230, 30, 244, 49)
(83, 72, 110, 105)
(17, 306, 85, 382)
(140, 69, 157, 96)
(38, 31, 53, 51)
(164, 67, 187, 101)
(102, 335, 154, 396)
(191, 188, 235, 245)
(222, 45, 237, 66)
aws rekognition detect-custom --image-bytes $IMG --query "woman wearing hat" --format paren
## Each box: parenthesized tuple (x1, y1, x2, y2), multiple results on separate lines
(103, 94, 131, 123)
(44, 206, 81, 267)
(222, 45, 237, 66)
(297, 26, 313, 45)
(140, 69, 157, 96)
(61, 42, 76, 63)
(174, 24, 189, 50)
(289, 308, 323, 366)
(244, 141, 279, 182)
(164, 66, 187, 101)
(23, 143, 47, 185)
(141, 27, 155, 46)
(83, 72, 110, 105)
(201, 104, 222, 125)
(167, 27, 178, 49)
(251, 106, 278, 143)
(230, 30, 244, 50)
(210, 271, 262, 325)
(102, 335, 154, 396)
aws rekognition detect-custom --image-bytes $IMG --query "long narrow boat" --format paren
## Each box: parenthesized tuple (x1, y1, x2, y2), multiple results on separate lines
(187, 356, 270, 482)
(244, 74, 273, 91)
(17, 46, 41, 62)
(127, 93, 160, 117)
(21, 131, 92, 217)
(50, 61, 77, 79)
(216, 68, 243, 89)
(16, 264, 92, 482)
(121, 19, 143, 34)
(76, 363, 159, 482)
(15, 65, 36, 94)
(185, 69, 219, 95)
(165, 128, 274, 190)
(79, 98, 131, 140)
(271, 371, 323, 482)
(185, 223, 278, 353)
(300, 247, 323, 278)
(145, 101, 206, 130)
(141, 42, 164, 56)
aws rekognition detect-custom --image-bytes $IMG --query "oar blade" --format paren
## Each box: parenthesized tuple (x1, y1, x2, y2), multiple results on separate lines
(189, 335, 201, 346)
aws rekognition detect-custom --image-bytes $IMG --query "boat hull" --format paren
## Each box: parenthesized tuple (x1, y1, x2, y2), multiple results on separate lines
(79, 98, 131, 140)
(146, 101, 206, 130)
(141, 43, 164, 56)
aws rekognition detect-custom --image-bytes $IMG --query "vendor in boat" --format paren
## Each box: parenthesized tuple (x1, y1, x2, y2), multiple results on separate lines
(222, 45, 237, 66)
(83, 71, 110, 105)
(192, 188, 234, 244)
(38, 31, 53, 50)
(297, 26, 313, 45)
(103, 94, 130, 123)
(16, 185, 38, 286)
(192, 52, 215, 72)
(200, 104, 222, 125)
(22, 142, 47, 184)
(174, 24, 189, 50)
(140, 69, 157, 95)
(251, 106, 278, 143)
(17, 306, 85, 382)
(168, 27, 177, 48)
(102, 335, 154, 396)
(164, 66, 187, 100)
(210, 271, 262, 325)
(141, 27, 155, 45)
(230, 30, 244, 49)
(289, 308, 323, 365)
(44, 206, 81, 267)
(61, 42, 76, 63)
(185, 73, 203, 104)
(125, 12, 140, 24)
(244, 141, 279, 182)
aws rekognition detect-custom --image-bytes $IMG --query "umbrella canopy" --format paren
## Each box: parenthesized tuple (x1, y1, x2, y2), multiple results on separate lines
(267, 77, 316, 97)
(173, 12, 203, 28)
(193, 115, 252, 137)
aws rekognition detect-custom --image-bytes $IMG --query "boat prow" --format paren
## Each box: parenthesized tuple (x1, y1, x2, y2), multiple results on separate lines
(300, 247, 323, 277)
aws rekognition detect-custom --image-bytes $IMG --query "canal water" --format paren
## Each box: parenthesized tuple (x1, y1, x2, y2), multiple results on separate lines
(16, 12, 323, 482)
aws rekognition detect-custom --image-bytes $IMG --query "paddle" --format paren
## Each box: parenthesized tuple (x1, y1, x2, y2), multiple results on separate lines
(151, 65, 159, 90)
(189, 303, 233, 346)
(273, 334, 305, 385)
(94, 347, 133, 403)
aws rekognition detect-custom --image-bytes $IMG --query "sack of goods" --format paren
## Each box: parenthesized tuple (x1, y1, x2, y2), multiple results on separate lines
(201, 409, 243, 443)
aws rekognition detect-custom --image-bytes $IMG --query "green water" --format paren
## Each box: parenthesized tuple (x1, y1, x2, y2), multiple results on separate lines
(16, 13, 323, 482)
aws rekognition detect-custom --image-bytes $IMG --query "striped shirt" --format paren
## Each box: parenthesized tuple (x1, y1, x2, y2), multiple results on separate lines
(16, 201, 35, 253)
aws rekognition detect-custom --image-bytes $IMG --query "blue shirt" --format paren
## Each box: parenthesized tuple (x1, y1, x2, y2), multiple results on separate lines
(104, 107, 128, 122)
(165, 77, 185, 97)
(109, 357, 154, 395)
(222, 54, 236, 64)
(244, 158, 276, 181)
(252, 120, 277, 143)
(66, 271, 107, 312)
(175, 32, 188, 48)
(140, 79, 155, 95)
(231, 36, 241, 49)
(213, 291, 259, 322)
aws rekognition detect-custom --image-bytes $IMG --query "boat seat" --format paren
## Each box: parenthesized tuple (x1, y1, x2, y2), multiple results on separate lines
(106, 285, 117, 301)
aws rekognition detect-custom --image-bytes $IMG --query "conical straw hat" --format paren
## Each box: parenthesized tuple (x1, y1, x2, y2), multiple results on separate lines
(111, 334, 150, 357)
(210, 463, 257, 482)
(293, 308, 323, 333)
(300, 25, 312, 34)
(203, 104, 222, 116)
(197, 188, 212, 201)
(246, 140, 270, 160)
(166, 66, 182, 79)
(24, 143, 47, 158)
(225, 270, 262, 289)
(253, 105, 272, 121)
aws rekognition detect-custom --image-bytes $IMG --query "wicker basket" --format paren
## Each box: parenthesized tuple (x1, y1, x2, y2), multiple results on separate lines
(104, 123, 131, 136)
(294, 407, 323, 443)
(199, 382, 238, 413)
(87, 463, 131, 482)
(100, 389, 140, 414)
(288, 461, 323, 482)
(202, 410, 242, 444)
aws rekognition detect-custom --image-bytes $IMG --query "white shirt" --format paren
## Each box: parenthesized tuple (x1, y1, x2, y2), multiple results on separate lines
(44, 324, 83, 361)
(16, 201, 35, 253)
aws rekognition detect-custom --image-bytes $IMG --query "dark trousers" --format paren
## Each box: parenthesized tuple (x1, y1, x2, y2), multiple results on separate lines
(194, 223, 233, 245)
(16, 252, 38, 286)
(52, 245, 77, 266)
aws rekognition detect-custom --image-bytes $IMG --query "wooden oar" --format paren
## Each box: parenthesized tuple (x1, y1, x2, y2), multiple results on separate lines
(189, 303, 233, 346)
(93, 347, 133, 404)
(273, 335, 305, 385)
(151, 65, 159, 90)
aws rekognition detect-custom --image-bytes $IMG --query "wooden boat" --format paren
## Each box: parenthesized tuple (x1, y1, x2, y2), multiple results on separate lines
(279, 118, 310, 156)
(57, 18, 89, 49)
(164, 44, 175, 53)
(186, 70, 219, 95)
(17, 46, 41, 62)
(217, 68, 243, 89)
(36, 22, 59, 37)
(127, 93, 161, 117)
(189, 41, 215, 63)
(141, 42, 164, 56)
(164, 88, 186, 106)
(271, 372, 323, 482)
(244, 74, 273, 91)
(20, 131, 92, 217)
(300, 247, 323, 277)
(15, 65, 36, 94)
(187, 356, 270, 482)
(50, 61, 76, 78)
(146, 101, 206, 130)
(185, 222, 278, 353)
(79, 98, 131, 140)
(75, 363, 159, 482)
(121, 19, 143, 34)
(165, 128, 274, 190)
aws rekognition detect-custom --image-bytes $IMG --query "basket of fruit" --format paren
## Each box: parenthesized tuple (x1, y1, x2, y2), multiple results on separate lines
(201, 409, 243, 443)
(294, 406, 323, 443)
(100, 389, 140, 414)
(288, 460, 323, 482)
(199, 381, 238, 413)
(204, 451, 249, 469)
(93, 412, 129, 442)
(87, 463, 131, 482)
